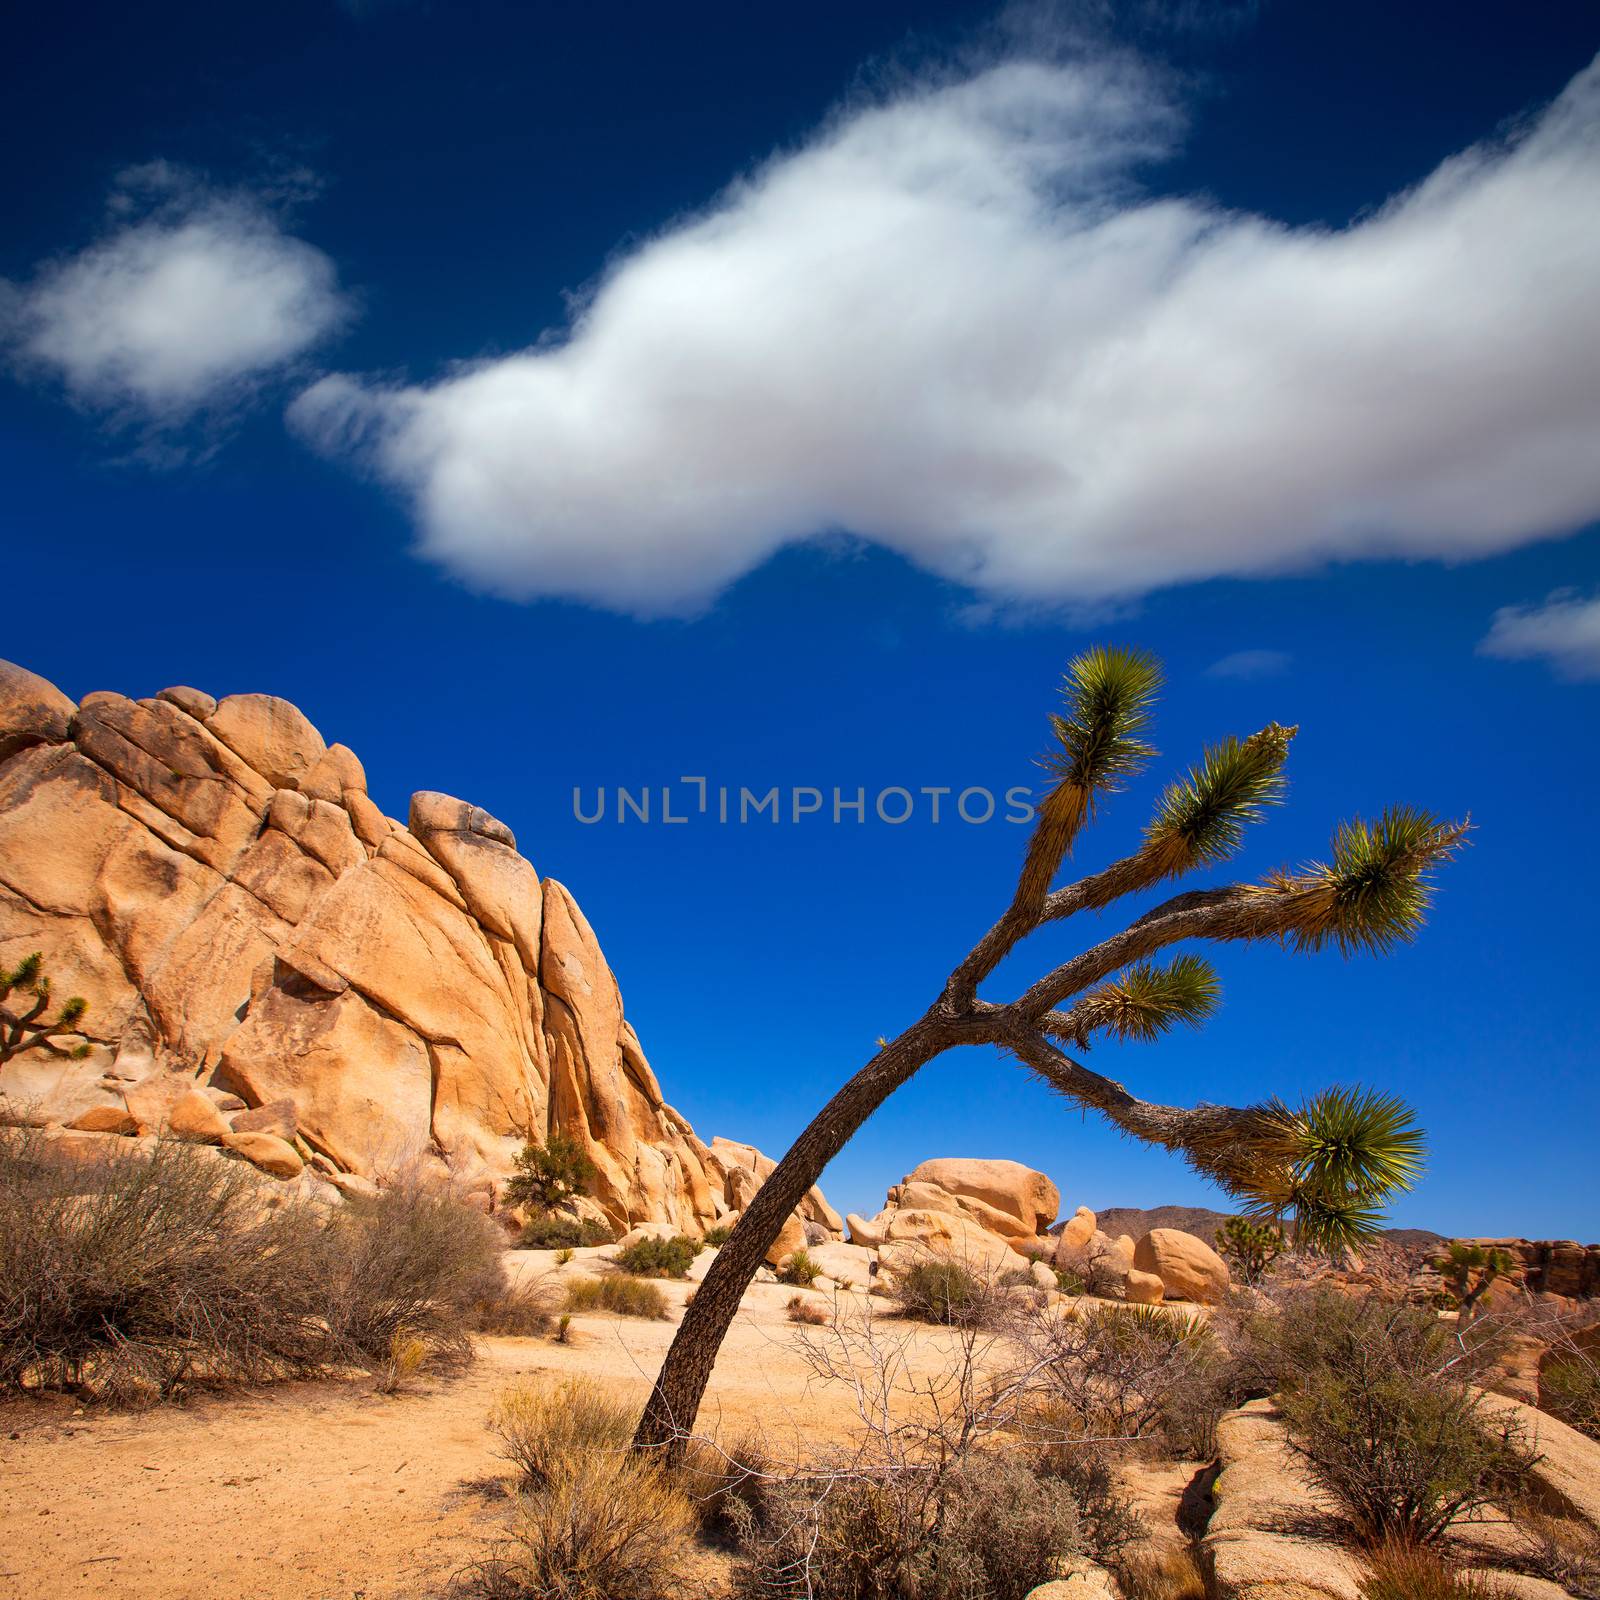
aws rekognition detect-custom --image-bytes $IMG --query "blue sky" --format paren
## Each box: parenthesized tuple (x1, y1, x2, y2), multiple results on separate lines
(3, 1, 1598, 1237)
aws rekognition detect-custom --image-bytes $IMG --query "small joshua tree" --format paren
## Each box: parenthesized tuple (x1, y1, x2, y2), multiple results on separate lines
(634, 646, 1461, 1457)
(503, 1131, 597, 1214)
(1434, 1241, 1515, 1324)
(0, 952, 90, 1068)
(1218, 1214, 1287, 1287)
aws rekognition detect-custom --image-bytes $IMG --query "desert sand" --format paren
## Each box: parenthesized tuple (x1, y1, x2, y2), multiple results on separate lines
(0, 1267, 1016, 1600)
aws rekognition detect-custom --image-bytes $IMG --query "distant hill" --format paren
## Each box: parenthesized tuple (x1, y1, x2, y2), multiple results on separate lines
(1087, 1204, 1444, 1250)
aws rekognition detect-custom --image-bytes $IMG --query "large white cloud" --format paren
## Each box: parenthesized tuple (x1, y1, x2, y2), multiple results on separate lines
(292, 51, 1600, 616)
(6, 165, 349, 425)
(1479, 590, 1600, 680)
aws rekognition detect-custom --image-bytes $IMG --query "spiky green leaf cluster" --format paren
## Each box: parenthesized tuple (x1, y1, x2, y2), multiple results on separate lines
(1260, 807, 1467, 956)
(1042, 646, 1161, 793)
(1067, 954, 1221, 1045)
(1144, 724, 1295, 876)
(1238, 1086, 1427, 1252)
(0, 951, 43, 994)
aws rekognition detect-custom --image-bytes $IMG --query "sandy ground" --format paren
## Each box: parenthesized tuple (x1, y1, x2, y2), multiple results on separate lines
(0, 1255, 1020, 1600)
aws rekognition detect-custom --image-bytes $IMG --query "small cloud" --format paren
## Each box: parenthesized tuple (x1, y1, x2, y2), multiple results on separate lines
(1206, 649, 1291, 680)
(1479, 589, 1600, 681)
(4, 164, 351, 443)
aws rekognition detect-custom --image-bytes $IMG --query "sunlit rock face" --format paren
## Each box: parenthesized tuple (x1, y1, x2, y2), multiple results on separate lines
(0, 659, 810, 1230)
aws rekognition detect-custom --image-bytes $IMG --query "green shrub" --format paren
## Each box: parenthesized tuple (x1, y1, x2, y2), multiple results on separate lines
(1543, 1353, 1600, 1440)
(516, 1212, 613, 1250)
(703, 1224, 733, 1246)
(776, 1248, 820, 1287)
(565, 1275, 670, 1319)
(1257, 1288, 1534, 1546)
(892, 1260, 989, 1326)
(1054, 1267, 1086, 1294)
(503, 1133, 596, 1213)
(614, 1234, 699, 1279)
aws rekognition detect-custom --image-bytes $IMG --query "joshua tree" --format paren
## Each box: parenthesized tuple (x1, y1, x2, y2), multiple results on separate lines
(0, 951, 90, 1068)
(1217, 1214, 1288, 1286)
(1435, 1241, 1515, 1324)
(633, 647, 1460, 1456)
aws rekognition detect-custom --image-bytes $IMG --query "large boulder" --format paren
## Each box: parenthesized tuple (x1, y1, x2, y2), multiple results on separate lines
(0, 661, 755, 1233)
(903, 1158, 1059, 1236)
(876, 1208, 1030, 1280)
(1205, 1400, 1367, 1599)
(1133, 1227, 1232, 1305)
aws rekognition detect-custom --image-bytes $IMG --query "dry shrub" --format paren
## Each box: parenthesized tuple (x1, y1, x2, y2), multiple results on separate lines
(472, 1376, 692, 1600)
(1359, 1541, 1513, 1598)
(786, 1294, 830, 1326)
(489, 1377, 636, 1488)
(735, 1450, 1081, 1600)
(0, 1127, 330, 1400)
(325, 1177, 509, 1368)
(469, 1445, 696, 1600)
(1032, 1434, 1145, 1566)
(375, 1331, 430, 1394)
(673, 1431, 774, 1540)
(1254, 1287, 1535, 1547)
(612, 1234, 698, 1278)
(469, 1279, 563, 1337)
(1116, 1545, 1208, 1600)
(890, 1259, 993, 1327)
(563, 1275, 669, 1319)
(1020, 1302, 1233, 1457)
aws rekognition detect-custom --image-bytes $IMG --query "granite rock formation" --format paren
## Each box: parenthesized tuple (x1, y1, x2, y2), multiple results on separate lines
(0, 660, 833, 1244)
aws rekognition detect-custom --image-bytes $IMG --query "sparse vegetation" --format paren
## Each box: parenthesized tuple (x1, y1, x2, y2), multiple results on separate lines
(515, 1212, 613, 1251)
(1543, 1351, 1600, 1440)
(1022, 1302, 1234, 1458)
(1253, 1287, 1534, 1546)
(503, 1133, 597, 1214)
(0, 1127, 331, 1399)
(776, 1247, 820, 1286)
(374, 1330, 429, 1394)
(786, 1294, 829, 1326)
(1359, 1541, 1513, 1598)
(325, 1178, 509, 1369)
(0, 1128, 530, 1400)
(1434, 1241, 1515, 1323)
(564, 1275, 670, 1319)
(891, 1260, 991, 1326)
(703, 1224, 733, 1246)
(468, 1281, 562, 1338)
(614, 1233, 699, 1278)
(1116, 1545, 1209, 1600)
(489, 1377, 637, 1488)
(472, 1377, 694, 1599)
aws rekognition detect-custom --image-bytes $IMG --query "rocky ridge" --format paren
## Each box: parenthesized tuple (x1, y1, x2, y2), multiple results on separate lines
(0, 660, 836, 1243)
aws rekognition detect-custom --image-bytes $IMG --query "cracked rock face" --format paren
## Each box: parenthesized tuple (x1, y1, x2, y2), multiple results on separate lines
(0, 660, 752, 1229)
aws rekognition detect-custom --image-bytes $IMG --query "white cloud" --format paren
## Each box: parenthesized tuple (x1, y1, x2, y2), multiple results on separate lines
(1206, 649, 1291, 680)
(1479, 589, 1600, 680)
(6, 165, 349, 427)
(292, 50, 1600, 617)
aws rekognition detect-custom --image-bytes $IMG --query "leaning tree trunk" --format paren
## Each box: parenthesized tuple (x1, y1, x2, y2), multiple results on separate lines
(632, 1014, 955, 1456)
